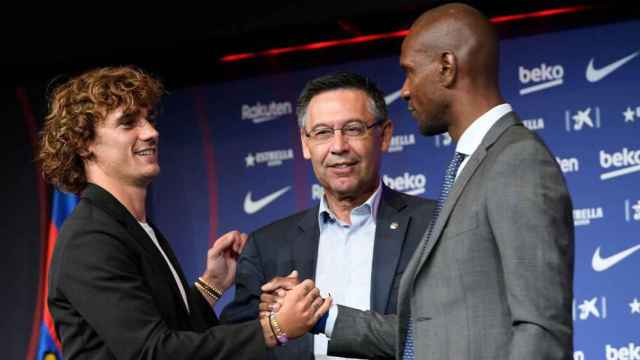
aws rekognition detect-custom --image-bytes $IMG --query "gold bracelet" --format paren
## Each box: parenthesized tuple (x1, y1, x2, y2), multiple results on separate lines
(195, 281, 220, 302)
(196, 277, 224, 299)
(269, 312, 289, 345)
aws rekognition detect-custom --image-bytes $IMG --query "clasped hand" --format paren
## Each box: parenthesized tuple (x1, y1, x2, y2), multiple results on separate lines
(261, 271, 331, 339)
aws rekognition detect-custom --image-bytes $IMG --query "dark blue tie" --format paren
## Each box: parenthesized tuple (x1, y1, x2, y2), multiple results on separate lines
(402, 151, 467, 359)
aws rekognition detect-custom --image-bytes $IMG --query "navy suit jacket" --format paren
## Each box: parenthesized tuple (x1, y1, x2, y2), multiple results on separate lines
(221, 185, 435, 359)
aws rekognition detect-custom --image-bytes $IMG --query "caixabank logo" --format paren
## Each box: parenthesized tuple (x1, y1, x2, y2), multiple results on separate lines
(599, 147, 640, 181)
(565, 106, 601, 132)
(434, 133, 452, 148)
(624, 199, 640, 222)
(572, 296, 607, 321)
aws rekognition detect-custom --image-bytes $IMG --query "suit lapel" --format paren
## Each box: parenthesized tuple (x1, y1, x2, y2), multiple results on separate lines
(292, 206, 320, 281)
(82, 184, 190, 317)
(83, 184, 165, 264)
(371, 186, 410, 313)
(412, 112, 522, 282)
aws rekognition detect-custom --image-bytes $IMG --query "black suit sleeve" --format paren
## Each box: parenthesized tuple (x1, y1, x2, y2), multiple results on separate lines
(49, 221, 267, 360)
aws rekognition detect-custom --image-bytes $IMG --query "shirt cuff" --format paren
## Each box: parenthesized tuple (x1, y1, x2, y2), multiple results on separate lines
(324, 303, 338, 338)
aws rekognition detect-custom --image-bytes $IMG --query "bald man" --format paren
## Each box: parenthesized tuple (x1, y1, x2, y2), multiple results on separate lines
(322, 3, 574, 359)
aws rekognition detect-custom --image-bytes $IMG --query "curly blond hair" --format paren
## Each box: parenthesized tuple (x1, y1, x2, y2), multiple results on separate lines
(38, 66, 164, 193)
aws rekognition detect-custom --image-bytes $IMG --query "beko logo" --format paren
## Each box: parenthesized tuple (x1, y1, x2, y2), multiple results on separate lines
(599, 148, 640, 180)
(518, 63, 564, 95)
(605, 342, 639, 360)
(241, 101, 293, 123)
(383, 172, 426, 195)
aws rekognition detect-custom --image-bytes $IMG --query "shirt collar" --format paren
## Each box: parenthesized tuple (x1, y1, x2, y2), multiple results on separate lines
(318, 180, 383, 227)
(456, 103, 512, 157)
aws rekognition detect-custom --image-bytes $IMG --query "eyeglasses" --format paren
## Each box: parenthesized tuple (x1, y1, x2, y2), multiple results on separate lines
(304, 119, 387, 142)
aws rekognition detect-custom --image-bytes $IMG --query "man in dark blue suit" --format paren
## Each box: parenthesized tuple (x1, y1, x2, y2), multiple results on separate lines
(222, 72, 435, 359)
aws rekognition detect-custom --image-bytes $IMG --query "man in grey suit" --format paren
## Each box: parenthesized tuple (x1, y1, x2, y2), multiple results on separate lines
(264, 3, 574, 359)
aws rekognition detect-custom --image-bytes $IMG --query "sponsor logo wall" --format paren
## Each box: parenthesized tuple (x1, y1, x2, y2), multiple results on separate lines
(150, 20, 639, 356)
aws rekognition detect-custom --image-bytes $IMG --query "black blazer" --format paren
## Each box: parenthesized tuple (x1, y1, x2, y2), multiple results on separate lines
(221, 185, 435, 359)
(48, 183, 267, 360)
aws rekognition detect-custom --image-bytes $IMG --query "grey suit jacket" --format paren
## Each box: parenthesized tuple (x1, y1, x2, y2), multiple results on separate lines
(329, 112, 575, 360)
(221, 185, 435, 360)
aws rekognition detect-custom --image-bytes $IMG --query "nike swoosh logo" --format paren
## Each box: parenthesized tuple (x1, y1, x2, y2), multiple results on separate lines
(384, 89, 402, 105)
(592, 243, 640, 272)
(243, 186, 291, 214)
(586, 50, 639, 82)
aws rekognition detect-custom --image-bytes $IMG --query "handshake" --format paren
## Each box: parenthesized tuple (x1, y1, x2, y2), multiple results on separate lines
(257, 270, 332, 348)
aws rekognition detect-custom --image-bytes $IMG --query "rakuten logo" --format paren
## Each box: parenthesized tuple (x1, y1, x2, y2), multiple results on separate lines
(600, 148, 640, 180)
(383, 172, 426, 195)
(518, 63, 564, 95)
(556, 156, 579, 173)
(241, 101, 292, 123)
(606, 342, 639, 360)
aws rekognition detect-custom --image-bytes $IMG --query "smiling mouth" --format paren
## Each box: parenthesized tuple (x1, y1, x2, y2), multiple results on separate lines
(134, 148, 156, 156)
(328, 161, 358, 170)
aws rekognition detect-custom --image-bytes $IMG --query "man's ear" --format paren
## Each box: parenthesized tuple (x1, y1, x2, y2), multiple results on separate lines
(380, 120, 394, 152)
(440, 51, 457, 88)
(300, 129, 311, 160)
(78, 142, 93, 159)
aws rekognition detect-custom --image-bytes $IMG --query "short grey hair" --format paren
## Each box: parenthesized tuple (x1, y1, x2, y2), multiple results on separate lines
(296, 72, 389, 129)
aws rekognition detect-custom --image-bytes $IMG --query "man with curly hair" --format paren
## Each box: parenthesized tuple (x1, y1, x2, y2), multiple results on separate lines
(39, 66, 331, 359)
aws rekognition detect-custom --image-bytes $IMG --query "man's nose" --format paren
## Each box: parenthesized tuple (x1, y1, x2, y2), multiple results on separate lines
(329, 130, 349, 153)
(140, 119, 159, 141)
